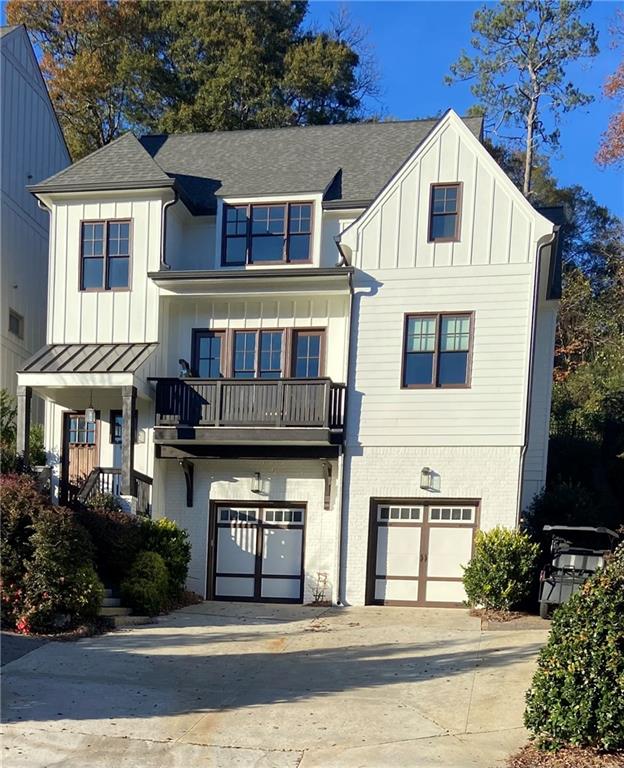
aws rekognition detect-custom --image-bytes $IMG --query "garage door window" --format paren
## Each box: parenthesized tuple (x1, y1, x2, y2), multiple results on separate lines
(429, 507, 474, 523)
(378, 505, 422, 522)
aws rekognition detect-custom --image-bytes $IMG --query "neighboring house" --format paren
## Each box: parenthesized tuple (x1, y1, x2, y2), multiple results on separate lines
(16, 109, 561, 607)
(0, 25, 70, 419)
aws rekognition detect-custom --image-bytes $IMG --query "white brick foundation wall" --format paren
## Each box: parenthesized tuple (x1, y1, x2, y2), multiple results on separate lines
(154, 457, 341, 604)
(340, 445, 522, 606)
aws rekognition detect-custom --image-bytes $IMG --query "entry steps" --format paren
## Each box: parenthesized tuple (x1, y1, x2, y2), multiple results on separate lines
(98, 588, 153, 628)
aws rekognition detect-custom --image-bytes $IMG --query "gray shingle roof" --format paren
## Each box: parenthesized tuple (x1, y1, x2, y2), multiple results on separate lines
(20, 343, 158, 374)
(30, 115, 483, 213)
(29, 133, 173, 194)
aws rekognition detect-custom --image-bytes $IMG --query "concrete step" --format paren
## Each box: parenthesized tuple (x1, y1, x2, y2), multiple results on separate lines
(110, 615, 154, 628)
(98, 606, 131, 617)
(103, 588, 114, 599)
(101, 597, 121, 608)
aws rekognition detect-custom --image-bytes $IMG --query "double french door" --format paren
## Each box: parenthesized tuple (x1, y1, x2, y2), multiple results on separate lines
(209, 503, 306, 603)
(368, 499, 479, 606)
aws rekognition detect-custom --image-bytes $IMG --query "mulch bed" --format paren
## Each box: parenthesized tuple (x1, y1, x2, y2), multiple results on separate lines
(507, 744, 624, 768)
(469, 608, 549, 630)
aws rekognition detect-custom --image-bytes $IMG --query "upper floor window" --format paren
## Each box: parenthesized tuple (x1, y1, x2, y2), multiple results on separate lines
(402, 313, 472, 388)
(223, 203, 312, 265)
(80, 220, 131, 291)
(8, 308, 24, 339)
(292, 330, 323, 377)
(429, 184, 461, 242)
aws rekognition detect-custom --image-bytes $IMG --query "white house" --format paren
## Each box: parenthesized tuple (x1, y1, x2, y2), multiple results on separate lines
(0, 25, 70, 418)
(17, 109, 561, 607)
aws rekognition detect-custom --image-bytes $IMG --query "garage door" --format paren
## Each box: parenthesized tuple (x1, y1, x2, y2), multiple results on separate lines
(211, 505, 305, 603)
(368, 500, 477, 606)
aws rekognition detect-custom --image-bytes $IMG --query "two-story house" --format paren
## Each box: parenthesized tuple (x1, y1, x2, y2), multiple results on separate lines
(0, 25, 70, 419)
(16, 109, 561, 607)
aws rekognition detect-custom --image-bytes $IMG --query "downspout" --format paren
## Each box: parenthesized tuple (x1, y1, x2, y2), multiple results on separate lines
(516, 227, 559, 526)
(160, 189, 178, 270)
(336, 248, 354, 606)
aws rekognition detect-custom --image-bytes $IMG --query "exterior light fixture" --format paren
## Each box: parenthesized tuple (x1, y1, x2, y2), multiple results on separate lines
(420, 466, 433, 491)
(85, 390, 96, 424)
(252, 472, 261, 494)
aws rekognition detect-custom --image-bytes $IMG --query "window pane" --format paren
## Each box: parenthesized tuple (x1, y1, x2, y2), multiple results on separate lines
(252, 205, 285, 235)
(251, 235, 283, 262)
(224, 237, 246, 265)
(294, 332, 321, 378)
(82, 258, 104, 289)
(226, 206, 247, 236)
(441, 315, 470, 352)
(108, 257, 129, 288)
(288, 234, 310, 261)
(233, 332, 256, 377)
(404, 352, 434, 386)
(407, 316, 436, 352)
(438, 351, 468, 385)
(431, 213, 457, 240)
(289, 204, 312, 234)
(259, 331, 282, 377)
(197, 333, 222, 378)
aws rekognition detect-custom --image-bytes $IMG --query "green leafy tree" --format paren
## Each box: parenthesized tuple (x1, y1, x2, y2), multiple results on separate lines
(447, 0, 598, 196)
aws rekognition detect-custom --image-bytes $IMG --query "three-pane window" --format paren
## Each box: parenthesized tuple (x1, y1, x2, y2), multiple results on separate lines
(80, 220, 131, 290)
(223, 203, 312, 265)
(403, 313, 472, 387)
(429, 184, 461, 242)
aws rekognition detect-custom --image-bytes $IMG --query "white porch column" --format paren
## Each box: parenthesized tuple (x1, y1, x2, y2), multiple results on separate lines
(121, 385, 137, 496)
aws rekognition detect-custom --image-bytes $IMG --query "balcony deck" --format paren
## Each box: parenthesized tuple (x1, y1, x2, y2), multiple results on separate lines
(152, 378, 346, 455)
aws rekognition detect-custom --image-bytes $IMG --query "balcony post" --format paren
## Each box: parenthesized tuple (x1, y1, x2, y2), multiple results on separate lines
(16, 385, 32, 464)
(121, 385, 137, 496)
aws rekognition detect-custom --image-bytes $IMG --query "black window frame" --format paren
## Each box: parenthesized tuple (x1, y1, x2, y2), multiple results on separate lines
(402, 312, 474, 389)
(428, 183, 462, 243)
(222, 202, 313, 266)
(80, 219, 132, 292)
(192, 330, 225, 378)
(8, 308, 24, 339)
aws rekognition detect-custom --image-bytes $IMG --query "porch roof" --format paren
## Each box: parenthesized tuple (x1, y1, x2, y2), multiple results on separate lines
(20, 342, 158, 374)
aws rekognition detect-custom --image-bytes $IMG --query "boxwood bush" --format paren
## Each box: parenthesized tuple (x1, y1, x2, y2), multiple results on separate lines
(142, 518, 191, 598)
(525, 543, 624, 751)
(462, 527, 539, 612)
(121, 551, 169, 616)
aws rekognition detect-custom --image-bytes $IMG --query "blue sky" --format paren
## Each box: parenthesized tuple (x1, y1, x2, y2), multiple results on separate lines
(309, 0, 623, 217)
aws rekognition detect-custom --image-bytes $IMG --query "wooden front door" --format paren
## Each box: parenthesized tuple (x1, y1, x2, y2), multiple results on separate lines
(62, 412, 99, 501)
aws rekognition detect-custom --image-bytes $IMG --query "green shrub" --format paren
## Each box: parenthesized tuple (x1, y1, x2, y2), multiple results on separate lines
(462, 527, 540, 612)
(121, 551, 169, 615)
(76, 504, 143, 584)
(142, 518, 191, 597)
(0, 474, 48, 621)
(29, 424, 47, 466)
(525, 544, 624, 751)
(17, 508, 103, 633)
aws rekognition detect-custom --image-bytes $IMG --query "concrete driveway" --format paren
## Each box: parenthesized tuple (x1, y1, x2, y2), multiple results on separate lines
(1, 602, 548, 767)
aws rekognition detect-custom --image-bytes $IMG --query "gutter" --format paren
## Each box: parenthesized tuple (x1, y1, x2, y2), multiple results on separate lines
(160, 189, 179, 270)
(516, 227, 559, 526)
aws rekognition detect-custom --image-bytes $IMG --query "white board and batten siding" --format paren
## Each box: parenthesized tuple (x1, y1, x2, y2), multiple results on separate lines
(0, 26, 70, 408)
(338, 111, 556, 605)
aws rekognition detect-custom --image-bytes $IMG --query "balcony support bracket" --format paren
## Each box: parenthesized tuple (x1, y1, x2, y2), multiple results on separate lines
(179, 459, 194, 508)
(321, 460, 332, 511)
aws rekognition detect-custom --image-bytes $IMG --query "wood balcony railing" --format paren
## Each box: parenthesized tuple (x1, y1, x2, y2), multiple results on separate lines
(153, 377, 346, 432)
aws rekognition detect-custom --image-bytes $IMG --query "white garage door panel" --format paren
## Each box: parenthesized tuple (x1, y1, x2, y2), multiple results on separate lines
(216, 527, 257, 574)
(216, 576, 255, 597)
(261, 578, 301, 600)
(262, 529, 303, 576)
(427, 528, 473, 579)
(374, 578, 419, 602)
(376, 527, 421, 576)
(425, 580, 467, 603)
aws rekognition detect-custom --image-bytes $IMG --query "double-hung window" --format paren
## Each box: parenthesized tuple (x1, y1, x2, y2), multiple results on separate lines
(80, 220, 131, 290)
(429, 184, 462, 242)
(403, 313, 472, 388)
(292, 330, 323, 377)
(223, 203, 312, 265)
(233, 330, 284, 379)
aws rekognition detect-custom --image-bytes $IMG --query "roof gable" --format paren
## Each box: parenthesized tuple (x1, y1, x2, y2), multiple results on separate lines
(30, 132, 173, 194)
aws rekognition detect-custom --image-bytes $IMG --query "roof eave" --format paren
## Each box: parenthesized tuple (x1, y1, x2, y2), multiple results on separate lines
(28, 178, 176, 195)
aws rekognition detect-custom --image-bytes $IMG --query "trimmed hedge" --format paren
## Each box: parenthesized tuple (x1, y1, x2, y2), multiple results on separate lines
(121, 551, 169, 616)
(462, 527, 539, 612)
(525, 543, 624, 751)
(142, 518, 191, 598)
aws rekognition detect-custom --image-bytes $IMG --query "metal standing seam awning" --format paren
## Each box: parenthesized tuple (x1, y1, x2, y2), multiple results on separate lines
(17, 343, 159, 392)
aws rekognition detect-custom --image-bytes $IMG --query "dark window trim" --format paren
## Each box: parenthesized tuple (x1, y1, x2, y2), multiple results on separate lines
(291, 329, 326, 378)
(8, 308, 24, 339)
(231, 328, 286, 379)
(109, 409, 139, 444)
(401, 311, 474, 389)
(428, 183, 463, 243)
(79, 219, 133, 292)
(190, 327, 326, 379)
(221, 202, 314, 266)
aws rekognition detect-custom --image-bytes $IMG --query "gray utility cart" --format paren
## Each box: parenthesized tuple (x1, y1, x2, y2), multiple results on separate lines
(538, 525, 619, 619)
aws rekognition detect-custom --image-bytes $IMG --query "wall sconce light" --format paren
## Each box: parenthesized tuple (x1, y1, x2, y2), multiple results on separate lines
(420, 466, 433, 491)
(85, 390, 96, 424)
(252, 472, 261, 494)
